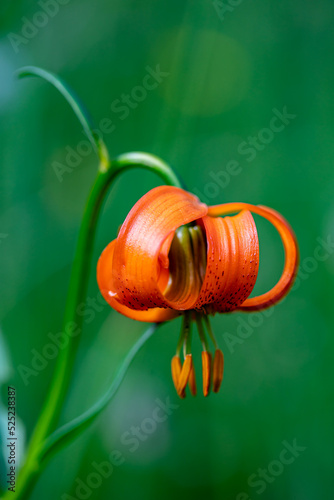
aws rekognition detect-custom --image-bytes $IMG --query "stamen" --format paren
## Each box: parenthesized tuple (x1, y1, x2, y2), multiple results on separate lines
(178, 354, 192, 395)
(195, 313, 213, 396)
(171, 355, 185, 398)
(213, 349, 224, 393)
(203, 315, 218, 349)
(172, 312, 194, 398)
(182, 311, 192, 358)
(176, 314, 188, 357)
(174, 313, 222, 398)
(195, 313, 210, 351)
(202, 351, 212, 397)
(188, 362, 197, 396)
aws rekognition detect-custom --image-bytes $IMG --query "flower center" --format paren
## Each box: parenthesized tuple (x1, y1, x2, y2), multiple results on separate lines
(164, 224, 207, 304)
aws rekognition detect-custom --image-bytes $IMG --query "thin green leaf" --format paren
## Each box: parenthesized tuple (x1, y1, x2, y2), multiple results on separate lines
(39, 323, 159, 463)
(16, 66, 110, 168)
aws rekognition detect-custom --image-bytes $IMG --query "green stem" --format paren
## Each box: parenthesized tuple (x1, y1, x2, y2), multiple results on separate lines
(113, 151, 182, 188)
(7, 153, 181, 500)
(16, 66, 110, 168)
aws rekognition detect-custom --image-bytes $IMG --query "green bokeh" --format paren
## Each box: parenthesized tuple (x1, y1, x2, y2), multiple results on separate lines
(1, 1, 334, 499)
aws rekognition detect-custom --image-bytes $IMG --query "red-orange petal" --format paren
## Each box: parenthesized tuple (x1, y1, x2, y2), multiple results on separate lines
(97, 239, 179, 322)
(195, 211, 259, 312)
(207, 203, 299, 310)
(112, 186, 207, 312)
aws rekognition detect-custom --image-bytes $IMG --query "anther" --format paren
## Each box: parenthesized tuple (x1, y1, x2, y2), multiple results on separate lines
(171, 355, 184, 397)
(212, 349, 224, 393)
(188, 362, 197, 396)
(178, 354, 193, 396)
(201, 351, 212, 397)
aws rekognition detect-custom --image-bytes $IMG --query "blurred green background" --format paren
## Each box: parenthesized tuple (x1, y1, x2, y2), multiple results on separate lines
(1, 1, 334, 499)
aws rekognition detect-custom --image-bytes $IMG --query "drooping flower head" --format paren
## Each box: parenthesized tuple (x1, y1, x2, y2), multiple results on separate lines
(97, 186, 298, 398)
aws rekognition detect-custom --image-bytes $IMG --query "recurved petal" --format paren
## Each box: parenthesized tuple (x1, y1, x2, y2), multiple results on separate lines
(112, 186, 207, 311)
(207, 203, 299, 311)
(195, 211, 259, 312)
(97, 239, 179, 322)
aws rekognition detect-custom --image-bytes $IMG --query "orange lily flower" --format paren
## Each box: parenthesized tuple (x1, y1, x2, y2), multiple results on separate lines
(97, 186, 298, 398)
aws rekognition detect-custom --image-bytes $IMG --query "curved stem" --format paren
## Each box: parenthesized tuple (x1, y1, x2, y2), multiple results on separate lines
(6, 153, 181, 500)
(114, 151, 183, 188)
(16, 66, 110, 168)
